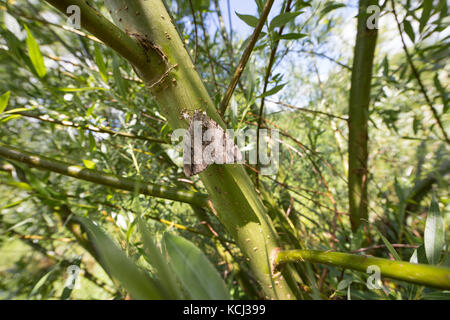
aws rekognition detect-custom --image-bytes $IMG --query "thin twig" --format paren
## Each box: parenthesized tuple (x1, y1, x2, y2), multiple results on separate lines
(188, 0, 199, 63)
(256, 0, 293, 186)
(219, 0, 276, 116)
(269, 100, 348, 121)
(294, 49, 352, 70)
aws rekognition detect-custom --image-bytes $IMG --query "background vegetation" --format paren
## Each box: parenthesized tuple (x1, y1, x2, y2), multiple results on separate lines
(0, 0, 448, 300)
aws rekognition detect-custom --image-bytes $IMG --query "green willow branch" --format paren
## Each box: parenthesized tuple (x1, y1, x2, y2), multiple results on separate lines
(0, 143, 209, 207)
(44, 0, 165, 82)
(219, 0, 275, 116)
(44, 0, 300, 298)
(348, 0, 378, 232)
(275, 249, 450, 290)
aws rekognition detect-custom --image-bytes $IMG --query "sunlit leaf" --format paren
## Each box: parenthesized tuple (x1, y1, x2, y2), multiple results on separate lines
(319, 2, 346, 20)
(269, 12, 302, 30)
(235, 12, 259, 28)
(82, 159, 96, 169)
(0, 114, 21, 122)
(24, 25, 46, 78)
(259, 83, 286, 98)
(29, 269, 56, 298)
(0, 91, 10, 114)
(58, 87, 108, 92)
(419, 0, 433, 33)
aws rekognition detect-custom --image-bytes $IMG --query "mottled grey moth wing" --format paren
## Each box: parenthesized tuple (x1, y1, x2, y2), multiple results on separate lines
(183, 110, 241, 177)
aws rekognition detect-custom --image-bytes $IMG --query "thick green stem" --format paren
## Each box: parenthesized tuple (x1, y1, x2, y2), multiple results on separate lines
(44, 0, 297, 299)
(348, 0, 378, 232)
(0, 143, 208, 207)
(275, 250, 450, 290)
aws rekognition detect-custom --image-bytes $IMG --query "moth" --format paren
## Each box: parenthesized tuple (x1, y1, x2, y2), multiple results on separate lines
(183, 110, 241, 177)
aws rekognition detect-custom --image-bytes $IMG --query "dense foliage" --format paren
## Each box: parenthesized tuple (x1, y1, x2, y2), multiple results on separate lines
(0, 0, 448, 300)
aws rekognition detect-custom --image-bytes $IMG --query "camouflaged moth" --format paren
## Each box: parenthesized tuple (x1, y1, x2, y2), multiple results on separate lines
(183, 110, 241, 177)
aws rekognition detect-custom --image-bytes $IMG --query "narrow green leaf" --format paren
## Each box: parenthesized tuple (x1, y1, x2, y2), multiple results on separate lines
(82, 159, 96, 169)
(419, 0, 433, 33)
(403, 20, 415, 43)
(274, 33, 307, 41)
(76, 216, 166, 299)
(94, 43, 108, 83)
(88, 132, 96, 153)
(112, 55, 128, 96)
(259, 83, 286, 98)
(434, 74, 448, 114)
(29, 269, 55, 297)
(86, 104, 96, 117)
(137, 219, 183, 299)
(162, 233, 230, 300)
(382, 56, 389, 77)
(4, 107, 32, 114)
(0, 114, 21, 122)
(24, 25, 46, 78)
(319, 2, 346, 20)
(235, 12, 259, 28)
(270, 12, 302, 30)
(0, 91, 10, 114)
(337, 279, 352, 291)
(375, 228, 402, 261)
(1, 197, 31, 210)
(424, 195, 445, 265)
(58, 87, 107, 92)
(410, 244, 428, 264)
(4, 181, 32, 191)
